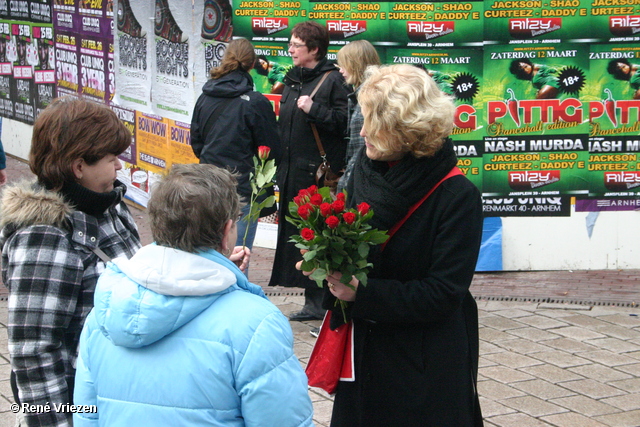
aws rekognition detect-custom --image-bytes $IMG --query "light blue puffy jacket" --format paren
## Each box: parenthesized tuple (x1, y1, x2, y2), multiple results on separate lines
(73, 245, 314, 426)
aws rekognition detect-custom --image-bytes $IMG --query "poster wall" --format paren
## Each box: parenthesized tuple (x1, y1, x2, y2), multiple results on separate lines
(0, 0, 638, 214)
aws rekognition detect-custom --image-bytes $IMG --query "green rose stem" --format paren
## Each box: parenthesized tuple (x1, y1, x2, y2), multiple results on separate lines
(243, 146, 277, 249)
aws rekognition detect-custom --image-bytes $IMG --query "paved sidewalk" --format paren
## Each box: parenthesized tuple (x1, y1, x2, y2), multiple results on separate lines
(0, 156, 638, 426)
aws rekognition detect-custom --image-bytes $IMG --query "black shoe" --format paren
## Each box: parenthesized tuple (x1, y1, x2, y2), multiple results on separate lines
(289, 310, 323, 322)
(310, 327, 319, 338)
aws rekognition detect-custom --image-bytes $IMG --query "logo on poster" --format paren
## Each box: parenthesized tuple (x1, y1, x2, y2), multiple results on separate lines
(509, 170, 560, 190)
(407, 21, 454, 41)
(252, 18, 287, 35)
(326, 21, 366, 39)
(609, 15, 640, 36)
(604, 171, 640, 190)
(509, 18, 561, 38)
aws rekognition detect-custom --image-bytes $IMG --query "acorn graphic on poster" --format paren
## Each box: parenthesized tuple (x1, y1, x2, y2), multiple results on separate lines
(201, 0, 233, 42)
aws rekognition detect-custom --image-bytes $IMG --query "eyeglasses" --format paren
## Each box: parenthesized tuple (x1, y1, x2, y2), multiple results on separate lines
(288, 42, 306, 49)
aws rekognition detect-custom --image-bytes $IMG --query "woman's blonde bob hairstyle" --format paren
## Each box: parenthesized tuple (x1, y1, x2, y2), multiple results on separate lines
(336, 40, 381, 88)
(358, 64, 455, 158)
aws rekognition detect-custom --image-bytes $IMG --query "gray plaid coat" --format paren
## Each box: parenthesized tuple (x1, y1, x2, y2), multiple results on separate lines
(0, 181, 141, 427)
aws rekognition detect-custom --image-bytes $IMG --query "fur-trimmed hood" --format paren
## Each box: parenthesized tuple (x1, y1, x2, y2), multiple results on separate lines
(0, 180, 72, 232)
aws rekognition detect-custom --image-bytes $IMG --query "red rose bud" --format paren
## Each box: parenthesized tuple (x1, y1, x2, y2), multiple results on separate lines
(299, 189, 310, 198)
(326, 215, 340, 229)
(257, 146, 271, 160)
(301, 228, 315, 241)
(307, 185, 318, 195)
(331, 199, 345, 213)
(298, 204, 311, 220)
(320, 202, 332, 217)
(336, 192, 346, 201)
(310, 193, 323, 206)
(343, 212, 356, 224)
(293, 195, 303, 206)
(357, 202, 370, 215)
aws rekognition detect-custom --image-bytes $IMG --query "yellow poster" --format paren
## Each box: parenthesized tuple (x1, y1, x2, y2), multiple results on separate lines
(136, 112, 169, 174)
(168, 120, 198, 167)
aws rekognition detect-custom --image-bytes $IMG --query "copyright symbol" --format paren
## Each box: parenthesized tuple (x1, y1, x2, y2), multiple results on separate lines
(10, 403, 19, 413)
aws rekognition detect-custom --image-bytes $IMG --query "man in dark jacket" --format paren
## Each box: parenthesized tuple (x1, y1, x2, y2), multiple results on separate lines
(268, 21, 349, 321)
(191, 38, 280, 256)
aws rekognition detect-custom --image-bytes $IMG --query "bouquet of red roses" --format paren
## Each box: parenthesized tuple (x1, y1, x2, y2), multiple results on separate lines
(287, 185, 388, 308)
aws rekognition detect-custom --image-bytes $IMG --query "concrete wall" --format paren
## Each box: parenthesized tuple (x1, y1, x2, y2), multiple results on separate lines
(4, 117, 638, 270)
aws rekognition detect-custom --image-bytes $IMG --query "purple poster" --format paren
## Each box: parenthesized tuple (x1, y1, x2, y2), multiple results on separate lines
(55, 30, 79, 97)
(78, 34, 108, 102)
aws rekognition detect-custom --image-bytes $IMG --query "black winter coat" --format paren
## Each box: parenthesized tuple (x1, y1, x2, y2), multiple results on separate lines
(330, 144, 484, 426)
(190, 70, 280, 200)
(269, 59, 348, 288)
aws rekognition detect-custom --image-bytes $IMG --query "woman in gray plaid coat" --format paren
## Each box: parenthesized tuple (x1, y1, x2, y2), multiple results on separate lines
(0, 97, 141, 427)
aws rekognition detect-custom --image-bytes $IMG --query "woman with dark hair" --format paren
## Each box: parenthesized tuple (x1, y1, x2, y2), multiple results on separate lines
(269, 21, 349, 322)
(607, 58, 640, 99)
(191, 37, 280, 269)
(0, 96, 141, 426)
(73, 164, 313, 426)
(509, 58, 559, 99)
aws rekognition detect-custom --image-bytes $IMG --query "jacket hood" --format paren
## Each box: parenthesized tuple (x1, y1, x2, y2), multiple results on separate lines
(93, 245, 265, 348)
(0, 180, 72, 245)
(202, 70, 254, 98)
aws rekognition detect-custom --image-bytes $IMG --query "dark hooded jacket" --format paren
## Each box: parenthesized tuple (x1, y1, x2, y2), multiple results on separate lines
(269, 58, 349, 289)
(190, 70, 280, 199)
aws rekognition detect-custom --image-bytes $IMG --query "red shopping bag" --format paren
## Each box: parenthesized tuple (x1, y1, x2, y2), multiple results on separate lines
(305, 310, 354, 395)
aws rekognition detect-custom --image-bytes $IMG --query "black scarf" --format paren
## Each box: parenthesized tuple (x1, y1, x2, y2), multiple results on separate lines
(349, 138, 458, 231)
(58, 180, 125, 217)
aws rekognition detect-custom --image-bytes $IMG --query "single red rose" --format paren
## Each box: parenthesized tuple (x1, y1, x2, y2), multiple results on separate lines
(293, 195, 304, 206)
(320, 202, 332, 217)
(310, 193, 323, 206)
(336, 192, 346, 201)
(298, 189, 310, 198)
(257, 146, 271, 160)
(331, 199, 345, 214)
(298, 204, 311, 220)
(301, 228, 315, 241)
(357, 202, 370, 216)
(326, 215, 340, 229)
(307, 185, 318, 195)
(343, 212, 356, 224)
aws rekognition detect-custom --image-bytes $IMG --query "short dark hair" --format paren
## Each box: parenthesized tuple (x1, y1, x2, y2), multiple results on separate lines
(509, 58, 533, 80)
(148, 164, 241, 253)
(607, 58, 631, 81)
(292, 21, 329, 61)
(29, 96, 131, 191)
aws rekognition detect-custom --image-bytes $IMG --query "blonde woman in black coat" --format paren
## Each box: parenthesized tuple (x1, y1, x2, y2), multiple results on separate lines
(315, 64, 484, 426)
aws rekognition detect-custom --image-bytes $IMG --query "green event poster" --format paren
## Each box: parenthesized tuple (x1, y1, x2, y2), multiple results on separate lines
(587, 43, 640, 197)
(588, 1, 640, 43)
(232, 0, 308, 43)
(483, 0, 592, 45)
(386, 0, 483, 48)
(307, 1, 389, 46)
(482, 43, 590, 197)
(250, 41, 292, 95)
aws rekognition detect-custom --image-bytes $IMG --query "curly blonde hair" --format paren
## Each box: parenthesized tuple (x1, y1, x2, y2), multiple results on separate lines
(358, 64, 455, 158)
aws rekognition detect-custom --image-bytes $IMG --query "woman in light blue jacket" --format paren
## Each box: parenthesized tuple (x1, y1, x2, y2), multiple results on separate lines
(74, 164, 314, 427)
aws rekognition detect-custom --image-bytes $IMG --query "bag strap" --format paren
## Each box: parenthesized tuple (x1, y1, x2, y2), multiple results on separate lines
(381, 167, 464, 251)
(309, 71, 333, 158)
(202, 96, 237, 141)
(92, 247, 112, 263)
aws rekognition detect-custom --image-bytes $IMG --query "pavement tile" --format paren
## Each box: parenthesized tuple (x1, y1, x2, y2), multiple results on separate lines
(520, 365, 585, 383)
(480, 341, 505, 355)
(478, 396, 517, 418)
(539, 337, 600, 353)
(597, 313, 640, 328)
(514, 315, 570, 330)
(483, 352, 544, 369)
(552, 326, 607, 341)
(530, 351, 592, 369)
(568, 364, 632, 383)
(560, 379, 626, 399)
(615, 363, 640, 377)
(507, 327, 564, 342)
(485, 412, 555, 426)
(584, 337, 640, 354)
(479, 327, 516, 342)
(495, 338, 553, 355)
(481, 316, 527, 331)
(510, 379, 576, 400)
(479, 366, 536, 384)
(608, 377, 640, 393)
(601, 392, 640, 412)
(492, 308, 538, 318)
(593, 324, 640, 341)
(537, 303, 592, 311)
(477, 379, 527, 400)
(594, 409, 640, 427)
(501, 395, 567, 417)
(541, 412, 610, 427)
(550, 395, 621, 418)
(577, 350, 639, 367)
(561, 314, 618, 329)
